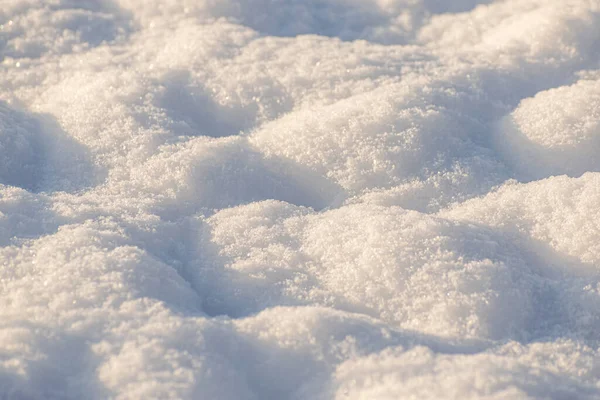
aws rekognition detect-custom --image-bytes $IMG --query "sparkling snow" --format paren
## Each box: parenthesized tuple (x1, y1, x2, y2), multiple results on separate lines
(1, 0, 600, 398)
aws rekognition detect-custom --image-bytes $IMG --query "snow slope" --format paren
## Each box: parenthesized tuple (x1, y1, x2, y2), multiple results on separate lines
(1, 0, 600, 398)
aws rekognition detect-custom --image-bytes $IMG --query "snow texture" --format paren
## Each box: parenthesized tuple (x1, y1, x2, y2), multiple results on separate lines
(1, 0, 600, 399)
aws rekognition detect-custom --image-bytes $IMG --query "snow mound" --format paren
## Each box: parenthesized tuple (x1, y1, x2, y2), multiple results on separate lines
(200, 201, 540, 340)
(496, 77, 600, 179)
(2, 0, 600, 398)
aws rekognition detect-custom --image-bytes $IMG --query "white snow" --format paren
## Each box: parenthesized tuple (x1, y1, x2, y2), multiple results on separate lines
(1, 0, 600, 398)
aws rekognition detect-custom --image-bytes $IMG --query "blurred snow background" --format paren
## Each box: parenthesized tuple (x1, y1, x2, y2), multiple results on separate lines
(1, 0, 600, 398)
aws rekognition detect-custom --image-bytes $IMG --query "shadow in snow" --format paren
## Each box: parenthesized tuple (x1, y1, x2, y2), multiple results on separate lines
(0, 321, 108, 399)
(151, 70, 293, 138)
(0, 0, 133, 60)
(0, 101, 103, 194)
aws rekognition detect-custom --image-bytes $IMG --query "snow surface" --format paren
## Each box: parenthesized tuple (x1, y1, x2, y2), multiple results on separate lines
(1, 0, 600, 398)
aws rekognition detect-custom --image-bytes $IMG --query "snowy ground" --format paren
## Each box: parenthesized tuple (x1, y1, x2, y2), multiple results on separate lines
(1, 0, 600, 398)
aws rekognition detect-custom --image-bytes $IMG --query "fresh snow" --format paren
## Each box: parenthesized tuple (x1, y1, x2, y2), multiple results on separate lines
(1, 0, 600, 399)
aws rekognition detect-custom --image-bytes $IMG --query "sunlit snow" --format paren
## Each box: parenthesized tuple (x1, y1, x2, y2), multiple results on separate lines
(1, 0, 600, 398)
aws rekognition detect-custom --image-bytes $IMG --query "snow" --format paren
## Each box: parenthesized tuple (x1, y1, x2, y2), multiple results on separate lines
(1, 0, 600, 398)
